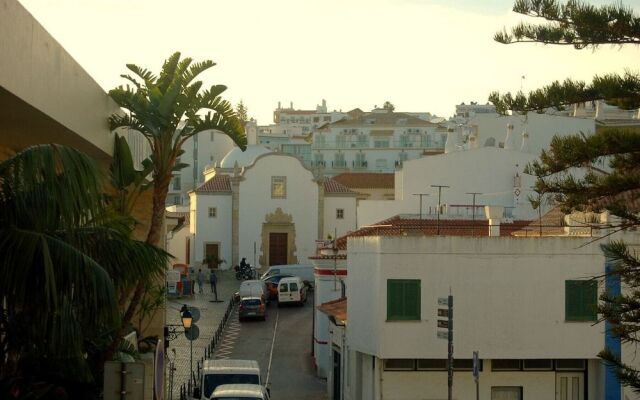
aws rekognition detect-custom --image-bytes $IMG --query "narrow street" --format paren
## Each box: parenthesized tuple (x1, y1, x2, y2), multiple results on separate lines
(215, 296, 327, 399)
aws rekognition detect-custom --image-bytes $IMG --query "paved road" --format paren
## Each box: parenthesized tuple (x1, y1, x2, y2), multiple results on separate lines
(215, 296, 327, 399)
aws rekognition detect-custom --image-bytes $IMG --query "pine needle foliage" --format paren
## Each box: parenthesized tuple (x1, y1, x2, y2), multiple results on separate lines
(493, 0, 640, 390)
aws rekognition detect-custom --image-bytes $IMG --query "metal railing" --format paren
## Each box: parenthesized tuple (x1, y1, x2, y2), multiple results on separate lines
(178, 296, 237, 400)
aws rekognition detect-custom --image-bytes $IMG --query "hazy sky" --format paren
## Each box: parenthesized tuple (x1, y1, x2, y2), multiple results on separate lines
(18, 0, 640, 123)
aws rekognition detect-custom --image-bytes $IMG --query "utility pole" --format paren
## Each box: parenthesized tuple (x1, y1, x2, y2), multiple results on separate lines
(431, 185, 450, 235)
(447, 291, 454, 400)
(412, 193, 430, 220)
(466, 192, 482, 236)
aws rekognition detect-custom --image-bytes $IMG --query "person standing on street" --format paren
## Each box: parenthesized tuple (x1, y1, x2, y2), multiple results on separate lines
(196, 269, 205, 294)
(210, 269, 218, 300)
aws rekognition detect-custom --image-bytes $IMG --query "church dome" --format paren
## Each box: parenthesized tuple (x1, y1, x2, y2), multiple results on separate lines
(219, 145, 272, 169)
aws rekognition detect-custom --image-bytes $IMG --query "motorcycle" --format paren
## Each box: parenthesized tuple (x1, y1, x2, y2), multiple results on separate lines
(234, 263, 256, 280)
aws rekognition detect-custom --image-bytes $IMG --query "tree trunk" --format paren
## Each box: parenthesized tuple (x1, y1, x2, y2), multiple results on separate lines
(104, 174, 170, 361)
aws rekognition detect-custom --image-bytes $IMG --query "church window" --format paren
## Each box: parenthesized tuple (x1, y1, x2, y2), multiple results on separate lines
(271, 176, 287, 199)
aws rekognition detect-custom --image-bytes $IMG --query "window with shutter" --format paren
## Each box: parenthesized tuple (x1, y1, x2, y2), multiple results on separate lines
(387, 279, 421, 320)
(565, 280, 597, 321)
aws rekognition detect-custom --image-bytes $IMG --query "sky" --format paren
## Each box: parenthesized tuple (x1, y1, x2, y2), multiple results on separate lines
(18, 0, 640, 124)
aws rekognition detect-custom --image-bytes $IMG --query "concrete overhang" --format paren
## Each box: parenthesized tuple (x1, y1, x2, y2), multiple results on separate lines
(0, 0, 120, 161)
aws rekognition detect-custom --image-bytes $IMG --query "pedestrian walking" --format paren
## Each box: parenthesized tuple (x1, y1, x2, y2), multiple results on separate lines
(196, 268, 205, 294)
(210, 269, 218, 300)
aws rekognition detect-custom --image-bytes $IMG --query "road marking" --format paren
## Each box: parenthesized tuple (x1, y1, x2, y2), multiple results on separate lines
(214, 309, 241, 359)
(265, 308, 279, 386)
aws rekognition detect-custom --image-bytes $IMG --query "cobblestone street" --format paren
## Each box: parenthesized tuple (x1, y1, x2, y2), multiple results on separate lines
(165, 270, 240, 399)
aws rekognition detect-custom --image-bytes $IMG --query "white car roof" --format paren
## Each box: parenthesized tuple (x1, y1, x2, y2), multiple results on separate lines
(211, 384, 265, 397)
(202, 359, 260, 373)
(279, 276, 303, 283)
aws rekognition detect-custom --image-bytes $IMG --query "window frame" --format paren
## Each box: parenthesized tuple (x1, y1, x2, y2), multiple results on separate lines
(336, 209, 344, 219)
(491, 386, 523, 400)
(565, 280, 598, 322)
(271, 176, 287, 199)
(208, 207, 217, 218)
(383, 359, 415, 371)
(386, 279, 421, 321)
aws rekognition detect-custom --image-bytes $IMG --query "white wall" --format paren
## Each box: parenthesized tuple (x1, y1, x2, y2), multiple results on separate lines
(239, 154, 319, 268)
(167, 226, 189, 265)
(379, 361, 604, 400)
(324, 196, 357, 239)
(313, 258, 347, 378)
(469, 113, 595, 156)
(347, 235, 606, 359)
(190, 192, 233, 269)
(357, 147, 540, 227)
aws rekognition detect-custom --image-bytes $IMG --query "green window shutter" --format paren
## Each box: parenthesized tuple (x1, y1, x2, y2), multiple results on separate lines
(403, 280, 421, 320)
(387, 280, 404, 320)
(566, 280, 597, 321)
(387, 279, 420, 321)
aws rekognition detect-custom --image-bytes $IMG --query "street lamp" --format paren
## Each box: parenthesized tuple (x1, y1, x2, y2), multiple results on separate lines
(180, 305, 194, 378)
(181, 306, 193, 329)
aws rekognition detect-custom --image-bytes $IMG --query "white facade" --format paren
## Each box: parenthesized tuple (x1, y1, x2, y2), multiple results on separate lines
(183, 146, 357, 270)
(467, 112, 596, 156)
(312, 257, 347, 378)
(167, 130, 237, 206)
(358, 146, 540, 228)
(340, 232, 640, 400)
(311, 110, 447, 175)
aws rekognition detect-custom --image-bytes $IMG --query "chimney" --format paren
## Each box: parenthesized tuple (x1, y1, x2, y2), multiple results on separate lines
(484, 205, 504, 237)
(520, 129, 530, 153)
(444, 128, 458, 153)
(595, 100, 603, 119)
(504, 123, 515, 150)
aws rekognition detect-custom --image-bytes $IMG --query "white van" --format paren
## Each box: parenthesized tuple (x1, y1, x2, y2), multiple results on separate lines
(239, 280, 268, 303)
(261, 264, 314, 287)
(211, 384, 270, 400)
(196, 359, 261, 399)
(277, 276, 307, 306)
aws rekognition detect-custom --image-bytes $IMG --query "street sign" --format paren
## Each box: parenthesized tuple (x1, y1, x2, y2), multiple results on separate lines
(438, 297, 448, 306)
(438, 308, 449, 317)
(189, 306, 201, 323)
(437, 331, 448, 339)
(184, 324, 200, 341)
(473, 351, 479, 379)
(437, 320, 449, 329)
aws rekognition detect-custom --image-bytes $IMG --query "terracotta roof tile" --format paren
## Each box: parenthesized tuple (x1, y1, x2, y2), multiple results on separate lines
(327, 216, 533, 250)
(195, 175, 231, 193)
(317, 297, 347, 323)
(332, 172, 395, 190)
(324, 178, 357, 195)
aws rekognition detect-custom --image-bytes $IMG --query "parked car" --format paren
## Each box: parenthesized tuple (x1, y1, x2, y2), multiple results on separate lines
(277, 276, 307, 306)
(239, 280, 268, 303)
(194, 359, 261, 399)
(260, 264, 314, 287)
(211, 384, 270, 400)
(261, 273, 294, 300)
(239, 297, 267, 322)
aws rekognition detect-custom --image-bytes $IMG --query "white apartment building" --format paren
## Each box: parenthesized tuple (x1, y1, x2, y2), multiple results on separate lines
(325, 214, 638, 400)
(311, 109, 447, 175)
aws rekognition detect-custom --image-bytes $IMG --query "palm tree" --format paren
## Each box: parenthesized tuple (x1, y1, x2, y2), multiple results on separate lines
(108, 52, 246, 347)
(0, 144, 169, 396)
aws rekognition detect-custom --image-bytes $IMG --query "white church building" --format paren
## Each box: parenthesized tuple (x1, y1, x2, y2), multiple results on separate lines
(183, 145, 357, 269)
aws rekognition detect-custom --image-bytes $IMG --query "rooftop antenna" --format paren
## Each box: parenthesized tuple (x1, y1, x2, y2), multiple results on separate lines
(466, 192, 482, 236)
(431, 185, 450, 235)
(412, 193, 430, 220)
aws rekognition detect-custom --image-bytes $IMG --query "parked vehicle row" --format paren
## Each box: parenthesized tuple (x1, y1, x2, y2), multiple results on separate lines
(236, 264, 313, 323)
(195, 359, 269, 400)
